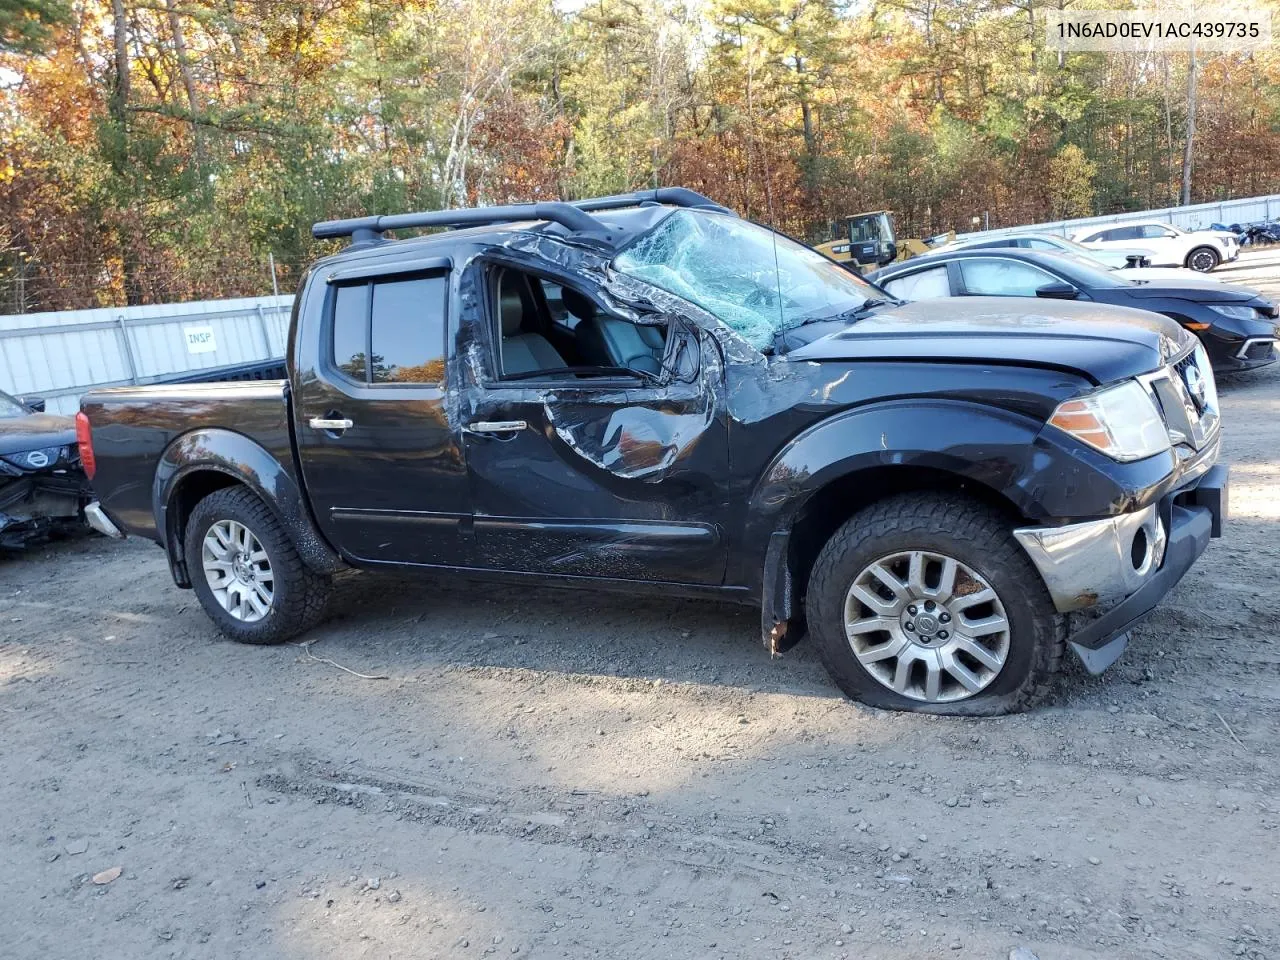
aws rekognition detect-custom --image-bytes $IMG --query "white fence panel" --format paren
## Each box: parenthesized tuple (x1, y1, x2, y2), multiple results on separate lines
(0, 295, 293, 415)
(956, 193, 1280, 242)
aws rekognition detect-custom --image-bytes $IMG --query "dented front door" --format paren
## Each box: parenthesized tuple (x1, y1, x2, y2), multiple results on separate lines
(461, 341, 729, 585)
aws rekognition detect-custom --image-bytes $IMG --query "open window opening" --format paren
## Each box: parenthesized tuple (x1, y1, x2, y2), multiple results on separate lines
(490, 266, 669, 382)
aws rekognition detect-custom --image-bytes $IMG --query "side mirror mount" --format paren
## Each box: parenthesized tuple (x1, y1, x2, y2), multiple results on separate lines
(671, 326, 701, 383)
(18, 395, 46, 412)
(1035, 281, 1080, 300)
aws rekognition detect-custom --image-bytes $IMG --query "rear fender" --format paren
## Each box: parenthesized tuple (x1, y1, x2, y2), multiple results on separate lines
(154, 428, 344, 587)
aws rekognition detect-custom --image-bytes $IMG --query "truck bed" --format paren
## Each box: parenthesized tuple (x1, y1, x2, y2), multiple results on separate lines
(80, 380, 294, 543)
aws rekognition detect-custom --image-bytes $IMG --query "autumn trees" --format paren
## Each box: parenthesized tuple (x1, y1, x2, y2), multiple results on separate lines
(1, 0, 1278, 312)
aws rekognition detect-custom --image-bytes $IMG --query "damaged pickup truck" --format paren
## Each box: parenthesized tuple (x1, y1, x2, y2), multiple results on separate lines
(78, 188, 1227, 714)
(1, 389, 92, 549)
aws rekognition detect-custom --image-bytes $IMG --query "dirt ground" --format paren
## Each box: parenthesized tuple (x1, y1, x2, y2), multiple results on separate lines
(4, 254, 1280, 960)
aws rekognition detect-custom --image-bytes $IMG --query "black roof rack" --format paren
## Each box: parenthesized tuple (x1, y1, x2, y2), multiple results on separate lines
(570, 188, 735, 216)
(311, 187, 733, 246)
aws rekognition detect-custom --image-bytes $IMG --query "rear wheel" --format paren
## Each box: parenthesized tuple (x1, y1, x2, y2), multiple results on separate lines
(184, 486, 331, 644)
(806, 494, 1064, 715)
(1186, 246, 1220, 272)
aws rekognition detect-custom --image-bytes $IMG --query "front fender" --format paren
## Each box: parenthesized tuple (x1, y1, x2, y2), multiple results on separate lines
(746, 400, 1048, 547)
(743, 399, 1176, 637)
(154, 428, 345, 581)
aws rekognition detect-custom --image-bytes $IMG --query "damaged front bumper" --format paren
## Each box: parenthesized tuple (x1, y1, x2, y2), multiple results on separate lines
(1014, 464, 1228, 674)
(0, 472, 91, 549)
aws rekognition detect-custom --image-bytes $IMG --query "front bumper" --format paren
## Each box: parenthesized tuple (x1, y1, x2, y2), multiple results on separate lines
(1014, 464, 1228, 673)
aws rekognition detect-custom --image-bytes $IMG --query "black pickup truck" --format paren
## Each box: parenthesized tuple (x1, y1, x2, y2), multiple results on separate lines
(78, 188, 1228, 715)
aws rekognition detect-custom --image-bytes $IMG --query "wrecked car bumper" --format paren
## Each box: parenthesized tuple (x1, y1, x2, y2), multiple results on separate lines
(0, 476, 88, 548)
(0, 450, 92, 549)
(1014, 464, 1228, 674)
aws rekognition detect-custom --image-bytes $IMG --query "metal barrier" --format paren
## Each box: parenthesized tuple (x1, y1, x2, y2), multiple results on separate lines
(956, 193, 1280, 242)
(0, 295, 293, 414)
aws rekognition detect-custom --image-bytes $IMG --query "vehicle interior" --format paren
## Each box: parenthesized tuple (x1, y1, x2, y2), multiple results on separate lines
(490, 266, 668, 380)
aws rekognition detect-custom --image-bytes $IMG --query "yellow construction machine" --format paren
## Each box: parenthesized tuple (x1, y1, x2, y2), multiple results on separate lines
(815, 211, 952, 274)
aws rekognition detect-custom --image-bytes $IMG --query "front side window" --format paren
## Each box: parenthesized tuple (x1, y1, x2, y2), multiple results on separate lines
(613, 210, 882, 351)
(1139, 224, 1178, 239)
(1025, 238, 1061, 250)
(958, 258, 1057, 297)
(883, 266, 951, 301)
(330, 274, 448, 385)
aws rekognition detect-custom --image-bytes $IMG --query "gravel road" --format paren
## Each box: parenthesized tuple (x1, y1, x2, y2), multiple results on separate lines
(4, 270, 1279, 960)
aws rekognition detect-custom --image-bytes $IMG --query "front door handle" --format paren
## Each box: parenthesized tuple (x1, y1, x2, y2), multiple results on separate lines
(309, 417, 354, 431)
(467, 420, 528, 434)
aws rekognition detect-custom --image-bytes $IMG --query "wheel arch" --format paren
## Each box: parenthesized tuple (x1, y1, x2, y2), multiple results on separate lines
(1184, 244, 1220, 270)
(154, 428, 345, 588)
(748, 400, 1047, 651)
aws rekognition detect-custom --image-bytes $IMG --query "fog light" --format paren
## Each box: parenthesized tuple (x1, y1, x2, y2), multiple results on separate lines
(1130, 526, 1149, 572)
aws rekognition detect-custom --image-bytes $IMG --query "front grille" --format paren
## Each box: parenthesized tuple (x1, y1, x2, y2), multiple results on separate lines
(1144, 347, 1219, 452)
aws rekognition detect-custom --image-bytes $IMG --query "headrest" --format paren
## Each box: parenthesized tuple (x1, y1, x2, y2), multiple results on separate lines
(561, 286, 597, 322)
(498, 272, 525, 336)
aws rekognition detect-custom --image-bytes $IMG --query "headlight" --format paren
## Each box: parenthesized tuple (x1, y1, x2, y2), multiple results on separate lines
(1192, 342, 1219, 412)
(1208, 304, 1258, 321)
(1048, 380, 1170, 462)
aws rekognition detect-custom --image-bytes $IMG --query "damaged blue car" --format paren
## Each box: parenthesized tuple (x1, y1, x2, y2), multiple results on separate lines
(0, 389, 91, 549)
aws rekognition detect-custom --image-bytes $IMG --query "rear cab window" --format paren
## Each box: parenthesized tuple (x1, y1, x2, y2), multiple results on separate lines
(330, 274, 449, 385)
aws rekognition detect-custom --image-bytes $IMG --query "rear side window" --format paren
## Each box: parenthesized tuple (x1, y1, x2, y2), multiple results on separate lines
(330, 274, 448, 385)
(883, 266, 951, 301)
(332, 285, 370, 381)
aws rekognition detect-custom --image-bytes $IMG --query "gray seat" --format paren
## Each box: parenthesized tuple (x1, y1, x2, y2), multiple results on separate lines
(568, 287, 665, 376)
(498, 271, 566, 375)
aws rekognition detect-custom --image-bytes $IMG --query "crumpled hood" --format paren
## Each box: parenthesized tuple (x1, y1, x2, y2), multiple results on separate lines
(0, 412, 77, 458)
(787, 297, 1190, 385)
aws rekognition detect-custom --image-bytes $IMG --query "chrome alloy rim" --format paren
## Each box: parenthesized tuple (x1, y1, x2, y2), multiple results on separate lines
(202, 520, 274, 622)
(843, 551, 1011, 703)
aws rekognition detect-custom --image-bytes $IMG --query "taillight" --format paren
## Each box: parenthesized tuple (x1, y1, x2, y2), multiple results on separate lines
(75, 411, 96, 480)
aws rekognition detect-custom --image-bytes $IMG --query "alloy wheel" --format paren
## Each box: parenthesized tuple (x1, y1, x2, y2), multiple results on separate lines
(202, 519, 274, 622)
(843, 550, 1011, 703)
(1189, 249, 1217, 272)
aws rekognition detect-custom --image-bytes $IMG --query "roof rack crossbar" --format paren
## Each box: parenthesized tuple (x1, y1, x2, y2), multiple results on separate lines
(312, 201, 610, 244)
(571, 188, 735, 216)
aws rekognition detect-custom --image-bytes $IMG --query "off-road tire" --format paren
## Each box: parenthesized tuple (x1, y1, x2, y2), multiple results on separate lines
(806, 494, 1065, 715)
(184, 486, 331, 644)
(1185, 246, 1220, 272)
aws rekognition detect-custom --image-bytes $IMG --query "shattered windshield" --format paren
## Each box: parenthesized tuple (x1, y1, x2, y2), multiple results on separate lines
(612, 209, 882, 351)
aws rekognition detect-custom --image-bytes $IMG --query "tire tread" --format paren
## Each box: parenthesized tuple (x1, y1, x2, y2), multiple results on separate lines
(184, 486, 330, 645)
(805, 493, 1065, 715)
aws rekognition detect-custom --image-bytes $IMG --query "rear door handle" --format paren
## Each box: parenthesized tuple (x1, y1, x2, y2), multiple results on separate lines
(467, 420, 528, 434)
(309, 417, 354, 431)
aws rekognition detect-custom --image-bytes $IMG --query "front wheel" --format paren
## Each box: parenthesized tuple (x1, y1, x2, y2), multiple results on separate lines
(184, 486, 331, 644)
(1186, 246, 1220, 272)
(806, 494, 1064, 715)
